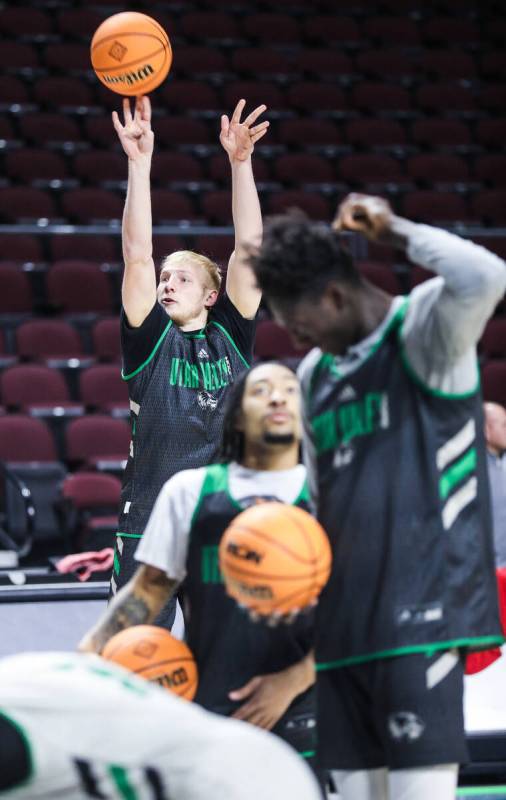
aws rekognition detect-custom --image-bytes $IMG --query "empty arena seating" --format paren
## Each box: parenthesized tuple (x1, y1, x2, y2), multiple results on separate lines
(0, 0, 505, 563)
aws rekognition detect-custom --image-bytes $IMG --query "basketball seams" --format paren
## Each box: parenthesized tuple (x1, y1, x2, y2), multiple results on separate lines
(93, 44, 168, 74)
(133, 655, 195, 676)
(227, 523, 320, 567)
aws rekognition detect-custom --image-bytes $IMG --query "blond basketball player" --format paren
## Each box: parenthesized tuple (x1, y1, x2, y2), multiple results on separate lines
(0, 651, 321, 799)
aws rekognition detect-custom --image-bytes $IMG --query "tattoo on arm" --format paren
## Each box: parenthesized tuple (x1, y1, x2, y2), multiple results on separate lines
(99, 595, 152, 644)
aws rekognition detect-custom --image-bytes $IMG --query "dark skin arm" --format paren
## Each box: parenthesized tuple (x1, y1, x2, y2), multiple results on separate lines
(78, 564, 178, 654)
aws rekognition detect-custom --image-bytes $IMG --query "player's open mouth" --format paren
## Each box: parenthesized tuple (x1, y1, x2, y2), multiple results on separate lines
(162, 298, 176, 305)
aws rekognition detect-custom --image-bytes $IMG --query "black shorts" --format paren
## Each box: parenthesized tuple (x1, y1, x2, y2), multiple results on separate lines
(317, 649, 469, 771)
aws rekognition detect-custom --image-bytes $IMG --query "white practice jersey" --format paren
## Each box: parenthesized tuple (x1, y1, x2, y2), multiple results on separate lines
(0, 652, 320, 800)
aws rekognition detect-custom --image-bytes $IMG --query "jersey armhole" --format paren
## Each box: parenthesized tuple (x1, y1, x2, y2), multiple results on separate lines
(0, 711, 33, 791)
(121, 320, 173, 381)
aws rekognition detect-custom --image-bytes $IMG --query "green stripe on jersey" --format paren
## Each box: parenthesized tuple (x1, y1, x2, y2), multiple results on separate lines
(439, 447, 477, 500)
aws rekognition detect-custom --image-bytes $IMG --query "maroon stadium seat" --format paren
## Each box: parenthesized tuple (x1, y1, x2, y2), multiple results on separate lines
(201, 191, 233, 224)
(92, 318, 121, 362)
(64, 415, 130, 467)
(231, 48, 292, 78)
(241, 13, 301, 44)
(356, 49, 415, 80)
(287, 82, 347, 113)
(479, 319, 506, 360)
(479, 84, 506, 113)
(0, 187, 58, 223)
(299, 49, 353, 79)
(19, 113, 82, 145)
(0, 415, 57, 462)
(173, 46, 228, 76)
(0, 42, 39, 70)
(471, 191, 506, 225)
(363, 16, 420, 46)
(422, 17, 480, 46)
(180, 12, 241, 42)
(56, 8, 103, 39)
(357, 262, 401, 295)
(49, 233, 119, 264)
(5, 148, 68, 184)
(273, 154, 335, 185)
(416, 83, 476, 113)
(0, 76, 31, 107)
(481, 361, 506, 405)
(222, 81, 284, 112)
(0, 364, 73, 411)
(46, 261, 114, 314)
(268, 191, 331, 220)
(72, 152, 126, 185)
(208, 154, 270, 184)
(33, 76, 96, 109)
(337, 154, 404, 185)
(481, 51, 506, 80)
(411, 119, 472, 148)
(346, 119, 407, 147)
(402, 191, 470, 223)
(0, 235, 43, 264)
(159, 81, 221, 112)
(278, 119, 340, 147)
(0, 7, 53, 37)
(154, 116, 212, 148)
(406, 154, 470, 184)
(421, 50, 477, 80)
(59, 470, 121, 551)
(43, 43, 90, 72)
(0, 265, 33, 313)
(352, 83, 412, 113)
(254, 319, 309, 361)
(16, 319, 84, 360)
(150, 190, 197, 223)
(304, 16, 361, 45)
(152, 152, 204, 184)
(61, 188, 123, 223)
(476, 120, 506, 150)
(79, 365, 129, 413)
(193, 235, 234, 266)
(474, 156, 506, 187)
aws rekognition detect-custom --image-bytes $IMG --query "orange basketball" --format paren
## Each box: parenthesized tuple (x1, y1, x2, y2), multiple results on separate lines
(90, 12, 172, 96)
(219, 502, 332, 616)
(102, 625, 198, 700)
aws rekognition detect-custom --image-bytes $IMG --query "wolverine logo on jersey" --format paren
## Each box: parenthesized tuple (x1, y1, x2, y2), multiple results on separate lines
(227, 542, 264, 564)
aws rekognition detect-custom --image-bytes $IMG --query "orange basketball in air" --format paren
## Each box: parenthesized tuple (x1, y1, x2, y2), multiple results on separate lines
(219, 502, 332, 617)
(102, 625, 198, 700)
(91, 12, 172, 96)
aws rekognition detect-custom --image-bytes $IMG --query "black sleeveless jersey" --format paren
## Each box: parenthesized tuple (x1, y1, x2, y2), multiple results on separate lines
(303, 299, 503, 670)
(183, 463, 315, 719)
(118, 313, 253, 537)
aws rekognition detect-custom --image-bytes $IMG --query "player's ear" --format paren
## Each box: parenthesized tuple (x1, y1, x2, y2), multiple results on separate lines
(323, 281, 345, 312)
(205, 288, 219, 309)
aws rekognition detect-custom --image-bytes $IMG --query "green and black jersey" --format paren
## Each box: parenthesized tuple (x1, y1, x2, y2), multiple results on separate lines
(118, 295, 256, 546)
(298, 224, 506, 672)
(136, 462, 315, 727)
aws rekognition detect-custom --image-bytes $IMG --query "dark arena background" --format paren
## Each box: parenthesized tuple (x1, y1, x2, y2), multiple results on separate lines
(0, 1, 505, 797)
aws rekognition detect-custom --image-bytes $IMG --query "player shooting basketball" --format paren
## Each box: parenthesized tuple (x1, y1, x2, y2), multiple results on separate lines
(80, 362, 319, 768)
(111, 94, 269, 630)
(248, 193, 506, 800)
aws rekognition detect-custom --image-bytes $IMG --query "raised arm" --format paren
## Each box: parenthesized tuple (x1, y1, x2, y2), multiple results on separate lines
(220, 99, 269, 319)
(114, 95, 157, 327)
(334, 193, 506, 392)
(78, 564, 178, 654)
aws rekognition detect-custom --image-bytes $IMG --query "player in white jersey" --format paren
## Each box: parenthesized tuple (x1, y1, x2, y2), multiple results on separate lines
(0, 651, 321, 800)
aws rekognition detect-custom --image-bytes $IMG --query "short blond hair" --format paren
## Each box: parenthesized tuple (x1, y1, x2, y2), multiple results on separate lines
(160, 250, 222, 292)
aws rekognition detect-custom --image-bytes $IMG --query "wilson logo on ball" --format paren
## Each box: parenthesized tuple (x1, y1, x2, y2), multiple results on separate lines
(102, 64, 155, 87)
(226, 542, 264, 564)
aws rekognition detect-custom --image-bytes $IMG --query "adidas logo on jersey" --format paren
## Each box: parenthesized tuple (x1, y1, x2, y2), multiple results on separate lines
(198, 348, 209, 359)
(338, 384, 356, 402)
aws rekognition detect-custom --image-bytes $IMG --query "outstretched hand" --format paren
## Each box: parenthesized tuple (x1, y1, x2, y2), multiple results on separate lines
(220, 98, 269, 163)
(112, 95, 154, 162)
(333, 193, 395, 242)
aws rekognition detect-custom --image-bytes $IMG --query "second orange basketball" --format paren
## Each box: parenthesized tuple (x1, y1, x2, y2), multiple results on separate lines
(90, 12, 172, 96)
(102, 625, 198, 700)
(219, 502, 332, 617)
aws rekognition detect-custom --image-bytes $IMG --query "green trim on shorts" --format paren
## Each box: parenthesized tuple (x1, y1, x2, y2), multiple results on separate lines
(316, 635, 505, 670)
(208, 320, 250, 369)
(116, 532, 143, 539)
(0, 710, 33, 793)
(456, 788, 506, 797)
(121, 320, 173, 381)
(300, 749, 316, 759)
